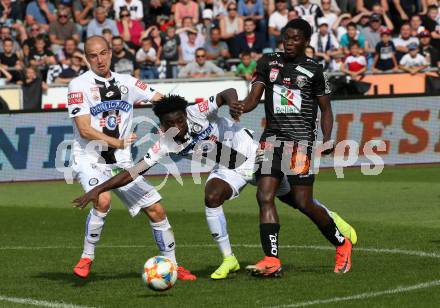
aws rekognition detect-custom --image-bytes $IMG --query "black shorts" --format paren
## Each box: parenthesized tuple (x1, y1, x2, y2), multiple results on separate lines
(255, 140, 314, 186)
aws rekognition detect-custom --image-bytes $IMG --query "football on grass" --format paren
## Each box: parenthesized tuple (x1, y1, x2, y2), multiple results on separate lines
(142, 256, 177, 291)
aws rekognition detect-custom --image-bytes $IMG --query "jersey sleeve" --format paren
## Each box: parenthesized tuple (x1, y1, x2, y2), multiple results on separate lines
(67, 79, 90, 118)
(313, 65, 331, 97)
(129, 76, 158, 104)
(143, 140, 168, 167)
(187, 95, 219, 119)
(251, 55, 268, 86)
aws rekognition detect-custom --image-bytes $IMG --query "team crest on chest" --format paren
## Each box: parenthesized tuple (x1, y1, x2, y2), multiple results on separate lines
(119, 85, 128, 94)
(192, 123, 203, 134)
(296, 75, 308, 88)
(269, 68, 279, 82)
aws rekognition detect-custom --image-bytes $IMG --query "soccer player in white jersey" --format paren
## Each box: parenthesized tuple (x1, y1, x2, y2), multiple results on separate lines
(73, 90, 357, 280)
(68, 36, 196, 281)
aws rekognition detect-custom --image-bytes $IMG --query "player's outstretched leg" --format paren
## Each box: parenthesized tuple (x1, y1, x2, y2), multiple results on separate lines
(143, 203, 196, 281)
(277, 193, 357, 245)
(74, 192, 111, 279)
(246, 176, 283, 278)
(289, 186, 352, 274)
(205, 178, 240, 280)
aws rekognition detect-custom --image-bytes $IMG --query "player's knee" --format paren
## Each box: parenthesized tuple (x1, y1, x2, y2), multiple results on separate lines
(95, 193, 111, 212)
(144, 203, 166, 222)
(205, 191, 225, 208)
(257, 189, 275, 208)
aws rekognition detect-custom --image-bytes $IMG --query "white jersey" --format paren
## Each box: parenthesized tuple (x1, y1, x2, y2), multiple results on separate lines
(68, 70, 157, 164)
(143, 96, 257, 173)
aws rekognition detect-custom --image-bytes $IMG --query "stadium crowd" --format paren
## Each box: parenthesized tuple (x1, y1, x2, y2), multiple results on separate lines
(1, 0, 440, 95)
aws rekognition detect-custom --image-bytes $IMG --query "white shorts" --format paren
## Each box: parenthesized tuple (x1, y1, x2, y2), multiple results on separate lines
(72, 156, 161, 217)
(207, 168, 291, 200)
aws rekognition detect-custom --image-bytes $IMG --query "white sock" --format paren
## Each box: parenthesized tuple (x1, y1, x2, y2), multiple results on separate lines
(81, 208, 109, 260)
(150, 217, 177, 264)
(205, 206, 232, 257)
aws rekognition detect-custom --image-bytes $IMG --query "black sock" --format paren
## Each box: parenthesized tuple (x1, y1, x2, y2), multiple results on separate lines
(260, 223, 280, 258)
(319, 221, 345, 246)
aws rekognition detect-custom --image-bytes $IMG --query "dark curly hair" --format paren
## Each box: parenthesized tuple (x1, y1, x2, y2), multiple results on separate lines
(282, 18, 312, 41)
(153, 95, 188, 119)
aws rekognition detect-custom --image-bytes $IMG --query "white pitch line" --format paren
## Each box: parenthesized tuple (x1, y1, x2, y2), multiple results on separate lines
(267, 279, 440, 308)
(1, 244, 439, 259)
(0, 295, 95, 308)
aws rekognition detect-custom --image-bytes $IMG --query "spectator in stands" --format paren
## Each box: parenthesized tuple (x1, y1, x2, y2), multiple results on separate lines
(238, 0, 265, 31)
(56, 38, 78, 65)
(356, 0, 388, 14)
(418, 29, 440, 67)
(147, 0, 172, 26)
(22, 25, 43, 59)
(0, 26, 22, 56)
(73, 0, 95, 29)
(319, 0, 338, 29)
(235, 51, 256, 80)
(393, 23, 419, 61)
(111, 36, 140, 77)
(373, 28, 398, 72)
(235, 18, 266, 58)
(54, 50, 88, 84)
(422, 5, 440, 50)
(204, 27, 231, 60)
(49, 10, 80, 54)
(340, 22, 367, 54)
(305, 45, 316, 59)
(0, 37, 22, 82)
(390, 0, 418, 27)
(178, 47, 224, 78)
(295, 0, 323, 31)
(220, 2, 244, 54)
(87, 6, 119, 37)
(19, 67, 47, 110)
(102, 28, 117, 49)
(0, 0, 26, 43)
(399, 42, 428, 74)
(174, 0, 199, 27)
(341, 42, 367, 79)
(213, 0, 230, 18)
(117, 7, 144, 48)
(25, 0, 56, 32)
(0, 63, 11, 84)
(287, 8, 299, 20)
(332, 13, 352, 41)
(162, 26, 183, 78)
(136, 37, 158, 79)
(177, 16, 205, 48)
(143, 24, 163, 60)
(199, 9, 215, 41)
(181, 28, 204, 63)
(114, 0, 144, 21)
(28, 35, 57, 80)
(410, 14, 425, 37)
(310, 17, 341, 68)
(268, 0, 288, 49)
(101, 0, 116, 19)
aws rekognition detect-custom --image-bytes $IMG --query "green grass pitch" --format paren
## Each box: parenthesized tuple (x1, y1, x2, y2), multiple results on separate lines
(0, 166, 439, 307)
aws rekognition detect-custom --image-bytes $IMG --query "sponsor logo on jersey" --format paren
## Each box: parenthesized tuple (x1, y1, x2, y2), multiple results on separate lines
(90, 87, 101, 101)
(71, 107, 81, 115)
(105, 91, 115, 98)
(269, 68, 279, 82)
(273, 85, 302, 114)
(135, 80, 148, 90)
(68, 92, 83, 105)
(295, 65, 314, 78)
(90, 100, 132, 116)
(269, 60, 284, 67)
(191, 123, 203, 134)
(283, 77, 291, 86)
(179, 123, 213, 156)
(296, 75, 308, 88)
(119, 85, 128, 94)
(88, 178, 99, 186)
(197, 99, 209, 113)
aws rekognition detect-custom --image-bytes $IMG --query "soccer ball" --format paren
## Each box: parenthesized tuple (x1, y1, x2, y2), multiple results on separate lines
(142, 256, 177, 291)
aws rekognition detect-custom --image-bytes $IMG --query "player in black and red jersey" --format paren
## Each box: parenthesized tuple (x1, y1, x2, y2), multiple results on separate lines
(230, 18, 355, 277)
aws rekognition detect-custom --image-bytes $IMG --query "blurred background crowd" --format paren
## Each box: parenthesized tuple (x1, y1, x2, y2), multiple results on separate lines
(1, 0, 440, 95)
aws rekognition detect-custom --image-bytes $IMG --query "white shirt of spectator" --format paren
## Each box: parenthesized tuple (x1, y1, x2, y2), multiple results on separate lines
(322, 12, 337, 29)
(393, 36, 419, 49)
(310, 32, 339, 52)
(269, 10, 288, 32)
(399, 53, 428, 67)
(295, 3, 321, 31)
(67, 70, 156, 163)
(136, 47, 157, 63)
(344, 55, 367, 68)
(114, 0, 144, 20)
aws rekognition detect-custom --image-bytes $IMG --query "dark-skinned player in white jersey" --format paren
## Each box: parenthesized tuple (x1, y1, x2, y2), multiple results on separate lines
(230, 18, 356, 277)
